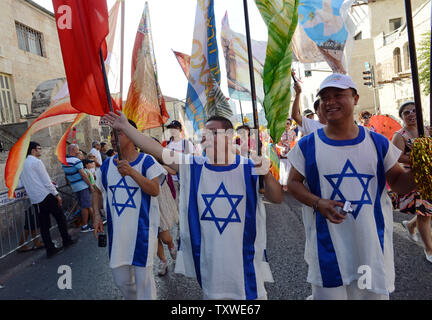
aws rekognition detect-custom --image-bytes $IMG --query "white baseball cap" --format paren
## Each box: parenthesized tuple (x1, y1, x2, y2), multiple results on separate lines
(317, 73, 357, 96)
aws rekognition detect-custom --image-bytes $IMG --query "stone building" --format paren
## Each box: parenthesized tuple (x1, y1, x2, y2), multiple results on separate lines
(373, 0, 430, 121)
(349, 0, 429, 120)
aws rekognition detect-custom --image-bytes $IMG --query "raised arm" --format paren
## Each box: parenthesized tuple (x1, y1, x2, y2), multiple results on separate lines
(291, 82, 303, 127)
(103, 111, 180, 172)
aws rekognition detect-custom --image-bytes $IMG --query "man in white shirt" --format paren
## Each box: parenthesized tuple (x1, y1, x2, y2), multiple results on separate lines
(287, 73, 416, 300)
(19, 142, 76, 258)
(93, 120, 166, 300)
(291, 82, 326, 136)
(89, 141, 103, 168)
(101, 112, 283, 300)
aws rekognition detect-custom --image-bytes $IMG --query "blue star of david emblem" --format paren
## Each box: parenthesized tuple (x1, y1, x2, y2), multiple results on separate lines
(109, 177, 139, 216)
(324, 159, 374, 219)
(201, 183, 243, 234)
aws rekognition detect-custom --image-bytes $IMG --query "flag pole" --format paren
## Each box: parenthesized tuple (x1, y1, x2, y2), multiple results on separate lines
(238, 99, 245, 125)
(243, 0, 264, 192)
(404, 0, 425, 136)
(429, 2, 431, 128)
(120, 0, 125, 105)
(100, 49, 122, 160)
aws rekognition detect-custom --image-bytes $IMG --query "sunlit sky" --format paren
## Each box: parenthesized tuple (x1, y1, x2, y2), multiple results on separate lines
(33, 0, 269, 115)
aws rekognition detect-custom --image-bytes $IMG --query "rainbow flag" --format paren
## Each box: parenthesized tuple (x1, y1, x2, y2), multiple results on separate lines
(5, 103, 81, 199)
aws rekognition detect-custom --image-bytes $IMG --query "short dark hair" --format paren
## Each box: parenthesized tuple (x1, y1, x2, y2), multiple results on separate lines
(237, 124, 250, 132)
(27, 141, 40, 156)
(166, 120, 182, 130)
(303, 109, 314, 117)
(100, 142, 106, 148)
(82, 159, 94, 167)
(398, 101, 415, 118)
(206, 116, 234, 130)
(106, 149, 115, 157)
(359, 111, 372, 119)
(313, 99, 320, 112)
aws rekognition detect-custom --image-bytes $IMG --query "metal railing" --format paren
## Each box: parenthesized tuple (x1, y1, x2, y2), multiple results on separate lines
(0, 185, 78, 260)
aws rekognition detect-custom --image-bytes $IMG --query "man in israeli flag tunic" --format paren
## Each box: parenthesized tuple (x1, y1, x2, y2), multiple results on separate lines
(93, 120, 167, 300)
(287, 74, 416, 300)
(102, 112, 283, 300)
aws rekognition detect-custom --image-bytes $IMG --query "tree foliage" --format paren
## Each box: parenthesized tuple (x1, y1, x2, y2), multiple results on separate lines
(418, 31, 430, 95)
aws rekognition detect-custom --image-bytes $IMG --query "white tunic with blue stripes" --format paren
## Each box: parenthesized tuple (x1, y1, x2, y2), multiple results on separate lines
(174, 155, 273, 300)
(95, 153, 166, 269)
(288, 126, 401, 295)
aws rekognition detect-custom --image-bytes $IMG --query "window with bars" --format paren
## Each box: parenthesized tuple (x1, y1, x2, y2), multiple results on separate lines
(15, 22, 45, 57)
(0, 74, 15, 124)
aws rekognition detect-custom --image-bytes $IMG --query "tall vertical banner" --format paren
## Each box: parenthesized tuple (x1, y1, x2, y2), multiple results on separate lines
(53, 0, 113, 116)
(255, 0, 299, 143)
(185, 0, 225, 132)
(123, 2, 169, 131)
(221, 12, 267, 104)
(292, 0, 355, 73)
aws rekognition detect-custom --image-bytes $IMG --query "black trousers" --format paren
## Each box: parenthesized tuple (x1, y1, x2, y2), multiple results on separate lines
(35, 194, 72, 252)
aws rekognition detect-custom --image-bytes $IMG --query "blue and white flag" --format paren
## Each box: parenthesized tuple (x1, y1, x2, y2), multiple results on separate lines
(96, 153, 167, 269)
(185, 0, 223, 132)
(174, 155, 274, 300)
(292, 0, 355, 73)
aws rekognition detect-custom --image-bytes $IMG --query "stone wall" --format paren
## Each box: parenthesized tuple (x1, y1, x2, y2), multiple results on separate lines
(0, 0, 65, 124)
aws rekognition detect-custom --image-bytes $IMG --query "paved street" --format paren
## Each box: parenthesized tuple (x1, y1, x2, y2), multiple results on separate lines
(0, 193, 431, 300)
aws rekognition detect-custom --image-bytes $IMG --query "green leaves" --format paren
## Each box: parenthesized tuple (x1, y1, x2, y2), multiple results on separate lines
(255, 0, 299, 143)
(418, 31, 430, 95)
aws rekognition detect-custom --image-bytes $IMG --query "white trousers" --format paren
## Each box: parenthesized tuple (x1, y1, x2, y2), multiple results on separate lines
(311, 282, 389, 300)
(111, 265, 156, 300)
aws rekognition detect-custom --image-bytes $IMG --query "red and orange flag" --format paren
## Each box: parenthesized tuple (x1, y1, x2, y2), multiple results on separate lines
(123, 2, 169, 131)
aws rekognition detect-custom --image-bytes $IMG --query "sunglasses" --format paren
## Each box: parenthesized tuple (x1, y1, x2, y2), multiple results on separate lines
(402, 109, 416, 116)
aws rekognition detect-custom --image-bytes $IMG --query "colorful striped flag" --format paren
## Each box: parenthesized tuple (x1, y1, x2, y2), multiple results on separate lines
(173, 50, 233, 119)
(185, 0, 223, 132)
(5, 103, 81, 199)
(123, 2, 169, 131)
(255, 0, 299, 143)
